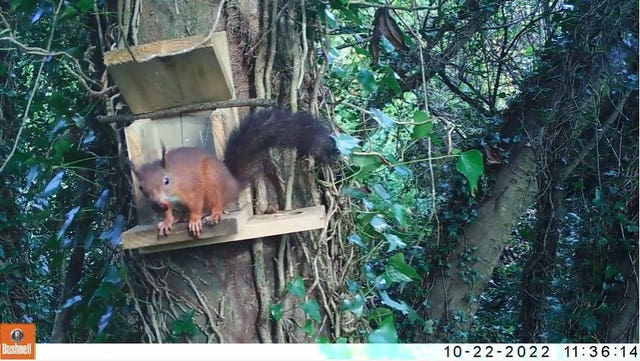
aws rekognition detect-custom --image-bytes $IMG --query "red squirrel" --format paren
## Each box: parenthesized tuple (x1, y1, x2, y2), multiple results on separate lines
(131, 109, 337, 238)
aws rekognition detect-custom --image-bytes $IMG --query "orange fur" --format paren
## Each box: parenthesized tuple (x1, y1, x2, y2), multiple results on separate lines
(131, 109, 337, 239)
(133, 147, 240, 238)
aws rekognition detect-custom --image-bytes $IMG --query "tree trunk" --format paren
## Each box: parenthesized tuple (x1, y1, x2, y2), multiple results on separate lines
(112, 0, 340, 343)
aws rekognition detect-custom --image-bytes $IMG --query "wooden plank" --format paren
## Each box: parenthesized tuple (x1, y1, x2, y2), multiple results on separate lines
(133, 205, 327, 254)
(122, 205, 253, 250)
(104, 33, 234, 114)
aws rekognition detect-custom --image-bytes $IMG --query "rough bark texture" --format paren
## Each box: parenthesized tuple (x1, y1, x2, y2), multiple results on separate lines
(116, 0, 340, 343)
(423, 108, 541, 342)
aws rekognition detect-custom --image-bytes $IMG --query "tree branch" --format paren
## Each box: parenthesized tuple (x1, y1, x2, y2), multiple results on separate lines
(96, 98, 278, 123)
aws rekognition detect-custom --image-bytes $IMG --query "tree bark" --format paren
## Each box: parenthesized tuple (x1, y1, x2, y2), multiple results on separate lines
(113, 0, 340, 343)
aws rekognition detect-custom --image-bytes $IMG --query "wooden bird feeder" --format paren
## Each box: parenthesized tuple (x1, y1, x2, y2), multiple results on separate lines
(104, 33, 326, 253)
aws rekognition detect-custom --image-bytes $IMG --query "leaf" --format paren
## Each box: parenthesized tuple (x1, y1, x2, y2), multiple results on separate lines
(57, 206, 80, 241)
(270, 303, 283, 321)
(369, 108, 394, 129)
(604, 264, 620, 279)
(332, 134, 360, 155)
(580, 313, 598, 333)
(371, 183, 390, 200)
(455, 149, 484, 196)
(95, 189, 109, 210)
(384, 233, 406, 252)
(370, 216, 389, 232)
(41, 171, 64, 197)
(97, 305, 113, 334)
(347, 234, 367, 249)
(10, 0, 22, 11)
(341, 294, 365, 318)
(76, 0, 94, 12)
(303, 319, 314, 335)
(287, 276, 306, 297)
(391, 204, 408, 228)
(323, 7, 337, 28)
(91, 283, 119, 302)
(357, 69, 378, 93)
(301, 298, 321, 322)
(412, 122, 433, 140)
(384, 266, 413, 283)
(413, 110, 428, 123)
(379, 290, 412, 315)
(31, 7, 44, 23)
(61, 295, 82, 309)
(351, 154, 383, 179)
(99, 214, 124, 247)
(381, 72, 402, 96)
(368, 307, 393, 325)
(72, 114, 86, 129)
(316, 335, 330, 343)
(341, 188, 368, 199)
(367, 315, 398, 343)
(48, 92, 68, 115)
(172, 311, 198, 337)
(49, 120, 69, 143)
(25, 164, 40, 186)
(387, 253, 420, 280)
(59, 5, 78, 21)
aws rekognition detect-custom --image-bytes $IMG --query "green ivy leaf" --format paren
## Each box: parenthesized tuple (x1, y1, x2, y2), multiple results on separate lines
(384, 233, 406, 252)
(270, 303, 283, 321)
(41, 171, 64, 197)
(384, 265, 413, 283)
(351, 153, 383, 180)
(357, 69, 378, 93)
(391, 204, 408, 228)
(580, 313, 598, 333)
(347, 234, 367, 249)
(341, 294, 365, 317)
(371, 183, 390, 201)
(456, 149, 484, 196)
(56, 206, 79, 241)
(287, 276, 306, 297)
(388, 253, 420, 280)
(303, 319, 314, 335)
(369, 108, 394, 129)
(341, 188, 368, 199)
(323, 7, 338, 28)
(604, 264, 620, 279)
(59, 5, 78, 21)
(367, 315, 398, 343)
(48, 92, 68, 116)
(368, 307, 393, 325)
(172, 311, 198, 337)
(301, 298, 322, 322)
(370, 216, 389, 232)
(379, 291, 412, 315)
(412, 122, 433, 140)
(76, 0, 94, 12)
(332, 134, 360, 156)
(316, 335, 330, 343)
(382, 72, 402, 96)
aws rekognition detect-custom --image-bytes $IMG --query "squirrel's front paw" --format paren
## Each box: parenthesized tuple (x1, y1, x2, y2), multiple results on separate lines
(203, 211, 222, 226)
(157, 220, 173, 236)
(188, 219, 203, 238)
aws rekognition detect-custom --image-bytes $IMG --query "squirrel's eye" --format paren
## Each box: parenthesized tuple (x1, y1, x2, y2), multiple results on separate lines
(163, 176, 170, 186)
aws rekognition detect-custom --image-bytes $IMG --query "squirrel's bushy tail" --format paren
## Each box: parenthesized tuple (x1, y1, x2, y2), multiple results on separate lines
(223, 109, 337, 187)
